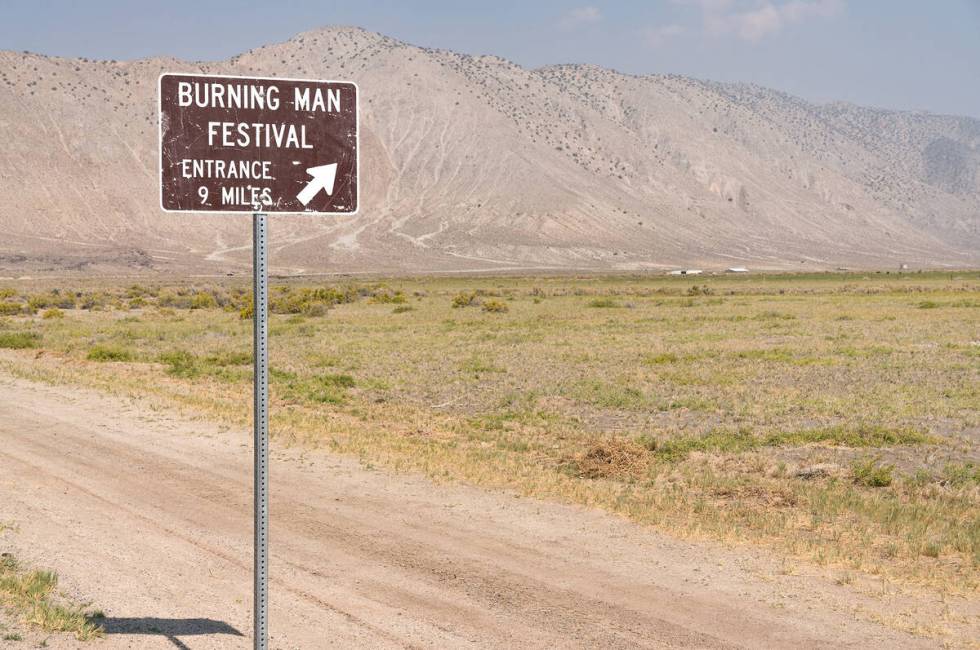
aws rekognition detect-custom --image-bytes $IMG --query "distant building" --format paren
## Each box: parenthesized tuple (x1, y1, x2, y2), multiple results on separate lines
(668, 269, 703, 275)
(726, 267, 749, 273)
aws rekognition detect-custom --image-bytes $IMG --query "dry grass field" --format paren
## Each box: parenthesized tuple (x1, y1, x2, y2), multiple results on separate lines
(1, 271, 977, 605)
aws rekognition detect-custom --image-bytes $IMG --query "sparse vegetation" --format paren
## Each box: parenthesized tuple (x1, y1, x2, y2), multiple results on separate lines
(204, 350, 251, 367)
(86, 345, 132, 362)
(481, 299, 509, 313)
(158, 350, 199, 377)
(370, 288, 407, 304)
(0, 555, 103, 640)
(0, 332, 40, 349)
(941, 462, 980, 487)
(452, 291, 479, 308)
(281, 372, 355, 404)
(587, 297, 620, 308)
(460, 356, 505, 375)
(647, 424, 934, 463)
(852, 456, 895, 487)
(0, 271, 977, 596)
(0, 303, 24, 316)
(189, 292, 217, 310)
(642, 352, 678, 365)
(686, 284, 713, 296)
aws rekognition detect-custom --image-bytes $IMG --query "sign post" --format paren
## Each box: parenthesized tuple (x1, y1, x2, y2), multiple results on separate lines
(252, 211, 269, 649)
(159, 72, 359, 650)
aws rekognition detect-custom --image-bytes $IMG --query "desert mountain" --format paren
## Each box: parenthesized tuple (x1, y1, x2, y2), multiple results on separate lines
(0, 26, 977, 275)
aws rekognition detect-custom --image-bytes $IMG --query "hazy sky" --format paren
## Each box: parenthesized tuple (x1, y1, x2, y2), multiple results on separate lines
(3, 1, 979, 118)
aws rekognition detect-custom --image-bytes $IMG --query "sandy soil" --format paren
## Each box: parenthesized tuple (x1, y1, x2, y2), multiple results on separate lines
(0, 374, 945, 648)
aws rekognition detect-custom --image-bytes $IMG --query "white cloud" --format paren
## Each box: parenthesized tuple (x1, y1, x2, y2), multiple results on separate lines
(736, 4, 783, 40)
(560, 6, 602, 29)
(643, 24, 685, 46)
(680, 0, 843, 42)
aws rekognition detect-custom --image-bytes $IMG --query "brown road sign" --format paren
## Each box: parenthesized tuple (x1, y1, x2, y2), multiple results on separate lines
(159, 73, 358, 214)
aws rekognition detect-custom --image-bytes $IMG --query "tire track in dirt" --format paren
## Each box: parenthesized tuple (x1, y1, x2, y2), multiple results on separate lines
(0, 375, 937, 648)
(0, 448, 419, 649)
(2, 416, 726, 648)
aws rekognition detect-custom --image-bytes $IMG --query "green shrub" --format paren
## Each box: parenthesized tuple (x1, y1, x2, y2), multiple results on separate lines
(852, 457, 894, 487)
(940, 462, 980, 487)
(392, 305, 414, 314)
(303, 303, 328, 317)
(190, 292, 218, 310)
(270, 288, 337, 315)
(307, 286, 359, 305)
(0, 331, 40, 349)
(78, 294, 108, 310)
(158, 350, 199, 377)
(321, 373, 355, 388)
(126, 284, 150, 298)
(917, 300, 940, 309)
(157, 291, 192, 309)
(482, 299, 509, 313)
(647, 425, 931, 463)
(307, 387, 344, 404)
(452, 292, 479, 308)
(86, 345, 132, 362)
(587, 298, 620, 308)
(42, 308, 64, 320)
(735, 348, 795, 362)
(573, 379, 645, 409)
(643, 352, 678, 365)
(239, 298, 254, 320)
(920, 542, 941, 558)
(686, 284, 713, 296)
(0, 302, 23, 316)
(754, 310, 796, 320)
(460, 356, 505, 374)
(301, 374, 355, 404)
(0, 555, 103, 640)
(269, 291, 302, 314)
(27, 294, 54, 311)
(27, 293, 74, 310)
(370, 289, 407, 304)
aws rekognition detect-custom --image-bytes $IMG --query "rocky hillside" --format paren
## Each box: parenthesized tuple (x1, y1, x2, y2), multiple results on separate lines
(0, 26, 977, 275)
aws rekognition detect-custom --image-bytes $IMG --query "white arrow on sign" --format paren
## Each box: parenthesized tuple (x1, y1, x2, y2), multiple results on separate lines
(296, 163, 338, 206)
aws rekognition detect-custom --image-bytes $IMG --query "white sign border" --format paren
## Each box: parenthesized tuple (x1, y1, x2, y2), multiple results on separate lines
(157, 71, 360, 216)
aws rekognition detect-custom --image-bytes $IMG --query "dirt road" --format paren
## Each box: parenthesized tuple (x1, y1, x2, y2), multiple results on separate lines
(0, 374, 938, 648)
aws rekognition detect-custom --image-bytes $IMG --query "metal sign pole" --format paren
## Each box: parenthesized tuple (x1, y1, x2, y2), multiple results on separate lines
(252, 212, 269, 650)
(159, 73, 358, 649)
